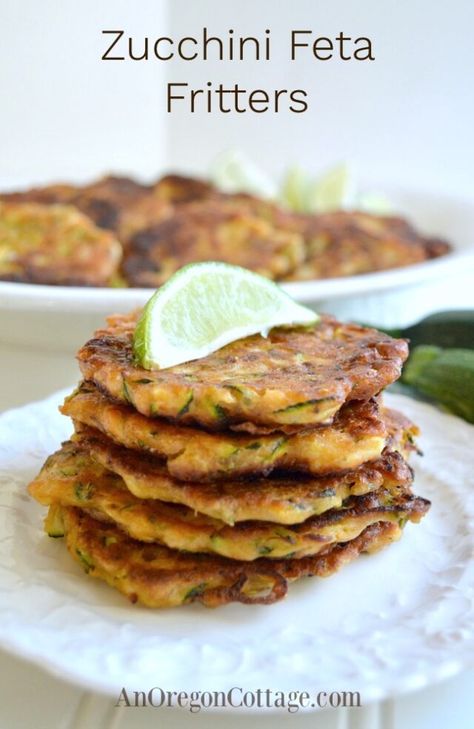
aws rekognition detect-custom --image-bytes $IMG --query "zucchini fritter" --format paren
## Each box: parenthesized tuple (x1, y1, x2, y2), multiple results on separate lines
(51, 506, 402, 607)
(152, 174, 218, 205)
(0, 202, 122, 286)
(284, 211, 451, 280)
(70, 176, 173, 242)
(114, 172, 220, 241)
(77, 312, 408, 430)
(0, 175, 171, 243)
(122, 198, 305, 287)
(30, 441, 427, 561)
(63, 383, 416, 481)
(70, 175, 152, 232)
(62, 430, 414, 525)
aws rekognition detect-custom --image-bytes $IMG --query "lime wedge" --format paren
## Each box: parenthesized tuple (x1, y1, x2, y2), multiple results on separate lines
(133, 262, 319, 370)
(280, 166, 310, 213)
(210, 149, 277, 198)
(306, 163, 355, 213)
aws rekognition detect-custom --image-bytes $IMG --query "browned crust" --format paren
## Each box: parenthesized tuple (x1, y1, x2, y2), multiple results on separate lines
(0, 183, 77, 206)
(122, 198, 304, 287)
(283, 211, 451, 281)
(68, 425, 415, 524)
(60, 506, 402, 607)
(0, 175, 171, 242)
(152, 174, 218, 205)
(77, 313, 409, 430)
(67, 176, 152, 233)
(62, 381, 398, 481)
(30, 440, 428, 561)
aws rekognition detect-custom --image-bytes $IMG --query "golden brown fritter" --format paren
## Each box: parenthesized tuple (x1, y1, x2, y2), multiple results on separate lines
(69, 175, 153, 233)
(77, 312, 409, 431)
(0, 175, 171, 242)
(30, 440, 427, 561)
(152, 174, 218, 205)
(122, 198, 305, 287)
(0, 175, 152, 228)
(64, 427, 415, 525)
(62, 383, 416, 481)
(116, 195, 173, 242)
(117, 173, 220, 243)
(50, 506, 402, 607)
(284, 211, 451, 280)
(0, 202, 122, 286)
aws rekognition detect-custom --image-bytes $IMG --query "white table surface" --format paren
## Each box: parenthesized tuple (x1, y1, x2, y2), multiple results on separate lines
(0, 353, 473, 729)
(1, 647, 473, 729)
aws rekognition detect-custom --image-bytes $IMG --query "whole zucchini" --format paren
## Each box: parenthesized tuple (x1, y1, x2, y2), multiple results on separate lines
(402, 345, 474, 423)
(387, 311, 474, 350)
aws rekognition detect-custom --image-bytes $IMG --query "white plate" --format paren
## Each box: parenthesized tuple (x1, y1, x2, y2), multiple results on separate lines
(0, 390, 472, 706)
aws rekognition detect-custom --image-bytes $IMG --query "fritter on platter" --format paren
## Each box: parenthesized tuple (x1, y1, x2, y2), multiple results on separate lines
(1, 175, 451, 287)
(284, 211, 451, 280)
(122, 199, 305, 286)
(0, 202, 122, 286)
(152, 174, 218, 205)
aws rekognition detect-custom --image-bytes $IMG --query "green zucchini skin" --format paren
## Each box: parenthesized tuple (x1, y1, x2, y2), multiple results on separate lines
(402, 345, 474, 423)
(386, 311, 474, 350)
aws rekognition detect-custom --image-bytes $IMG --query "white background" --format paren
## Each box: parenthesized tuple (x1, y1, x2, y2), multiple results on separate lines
(0, 0, 168, 187)
(165, 0, 474, 196)
(1, 0, 473, 197)
(0, 1, 473, 728)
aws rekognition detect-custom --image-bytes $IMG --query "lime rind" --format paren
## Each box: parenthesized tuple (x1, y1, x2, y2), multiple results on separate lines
(133, 262, 319, 370)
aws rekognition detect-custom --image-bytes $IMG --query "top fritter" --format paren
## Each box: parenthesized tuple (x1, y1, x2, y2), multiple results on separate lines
(77, 312, 408, 431)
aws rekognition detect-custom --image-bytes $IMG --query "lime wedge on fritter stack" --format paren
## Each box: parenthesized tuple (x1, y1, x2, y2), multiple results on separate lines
(133, 262, 319, 370)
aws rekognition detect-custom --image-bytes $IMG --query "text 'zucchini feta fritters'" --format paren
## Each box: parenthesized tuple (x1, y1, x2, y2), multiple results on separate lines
(0, 202, 122, 286)
(28, 312, 430, 608)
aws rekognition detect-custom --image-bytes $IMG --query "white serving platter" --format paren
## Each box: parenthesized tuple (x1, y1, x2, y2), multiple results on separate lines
(0, 390, 472, 706)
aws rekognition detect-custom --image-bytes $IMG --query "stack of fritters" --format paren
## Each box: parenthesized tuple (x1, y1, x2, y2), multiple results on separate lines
(28, 314, 430, 608)
(1, 174, 451, 286)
